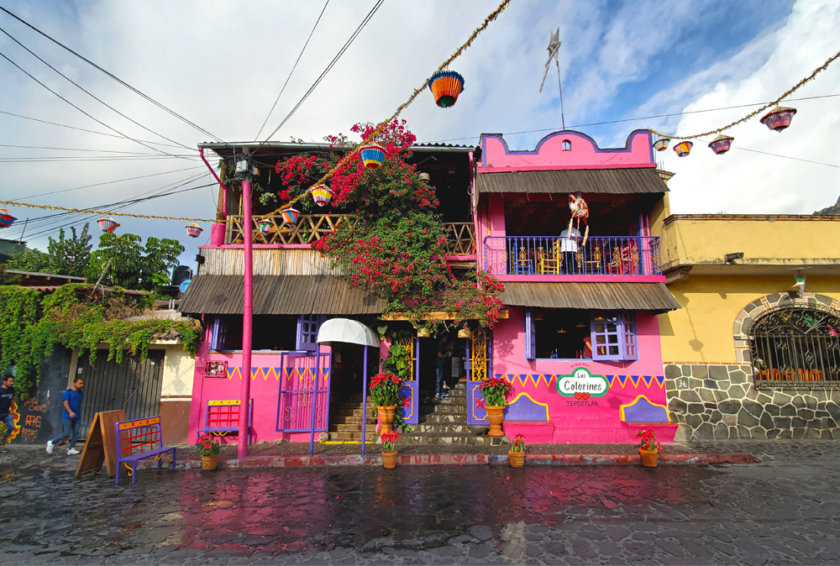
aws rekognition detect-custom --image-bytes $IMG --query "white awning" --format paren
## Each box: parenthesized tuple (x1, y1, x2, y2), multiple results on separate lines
(316, 318, 380, 347)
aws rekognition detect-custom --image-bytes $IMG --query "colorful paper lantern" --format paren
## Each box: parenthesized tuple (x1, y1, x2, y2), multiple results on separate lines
(185, 222, 203, 238)
(428, 71, 465, 108)
(97, 217, 120, 233)
(280, 208, 300, 225)
(359, 143, 385, 169)
(652, 137, 670, 151)
(673, 141, 693, 157)
(708, 135, 734, 155)
(258, 218, 274, 234)
(310, 184, 334, 207)
(760, 106, 797, 132)
(0, 208, 16, 228)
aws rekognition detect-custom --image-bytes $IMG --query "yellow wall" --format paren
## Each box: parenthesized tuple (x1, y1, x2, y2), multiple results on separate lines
(151, 343, 195, 399)
(659, 275, 840, 363)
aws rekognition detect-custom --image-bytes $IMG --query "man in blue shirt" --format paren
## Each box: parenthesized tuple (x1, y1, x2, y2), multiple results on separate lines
(0, 375, 14, 452)
(46, 377, 85, 456)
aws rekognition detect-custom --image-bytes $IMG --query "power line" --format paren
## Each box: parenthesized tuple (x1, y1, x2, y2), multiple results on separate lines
(254, 0, 330, 140)
(0, 143, 178, 155)
(0, 155, 200, 162)
(0, 24, 194, 151)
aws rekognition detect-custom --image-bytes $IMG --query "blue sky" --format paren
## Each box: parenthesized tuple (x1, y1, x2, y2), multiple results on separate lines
(1, 0, 838, 267)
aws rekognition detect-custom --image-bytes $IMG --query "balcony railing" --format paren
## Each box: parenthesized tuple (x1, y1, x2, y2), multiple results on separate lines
(483, 235, 661, 276)
(225, 215, 476, 255)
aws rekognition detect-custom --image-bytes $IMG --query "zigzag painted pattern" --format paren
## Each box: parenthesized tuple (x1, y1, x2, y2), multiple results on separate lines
(502, 373, 664, 389)
(224, 367, 331, 383)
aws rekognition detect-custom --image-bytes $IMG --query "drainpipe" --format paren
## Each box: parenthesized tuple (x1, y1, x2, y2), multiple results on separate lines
(238, 176, 254, 460)
(200, 148, 228, 218)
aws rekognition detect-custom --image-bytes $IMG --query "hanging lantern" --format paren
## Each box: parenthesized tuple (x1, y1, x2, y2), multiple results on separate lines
(428, 70, 465, 108)
(760, 106, 797, 132)
(0, 208, 17, 228)
(457, 327, 471, 339)
(708, 135, 734, 155)
(652, 137, 670, 151)
(359, 142, 385, 169)
(417, 328, 431, 338)
(97, 217, 120, 233)
(185, 222, 203, 238)
(310, 184, 334, 207)
(258, 218, 274, 235)
(673, 141, 693, 157)
(280, 208, 300, 226)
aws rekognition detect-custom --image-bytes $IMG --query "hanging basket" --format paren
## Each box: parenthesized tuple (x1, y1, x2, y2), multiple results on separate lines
(652, 137, 670, 151)
(359, 143, 386, 169)
(280, 208, 300, 226)
(310, 185, 334, 207)
(0, 208, 17, 228)
(673, 141, 693, 157)
(257, 218, 274, 235)
(97, 217, 120, 233)
(428, 71, 465, 108)
(760, 106, 797, 132)
(708, 135, 734, 155)
(185, 222, 203, 238)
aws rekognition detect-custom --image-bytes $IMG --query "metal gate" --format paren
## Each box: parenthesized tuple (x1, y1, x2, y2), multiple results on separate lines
(276, 351, 331, 432)
(467, 327, 492, 425)
(77, 349, 164, 437)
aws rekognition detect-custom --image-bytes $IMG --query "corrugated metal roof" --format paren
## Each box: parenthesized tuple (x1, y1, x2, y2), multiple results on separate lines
(179, 275, 385, 315)
(476, 167, 667, 195)
(499, 282, 679, 312)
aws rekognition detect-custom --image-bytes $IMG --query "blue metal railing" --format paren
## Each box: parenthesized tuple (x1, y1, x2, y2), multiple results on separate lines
(482, 235, 661, 276)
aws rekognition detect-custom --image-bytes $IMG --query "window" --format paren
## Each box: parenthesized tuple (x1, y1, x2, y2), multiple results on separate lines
(296, 315, 326, 351)
(208, 315, 297, 351)
(525, 309, 637, 361)
(750, 308, 840, 384)
(562, 140, 572, 151)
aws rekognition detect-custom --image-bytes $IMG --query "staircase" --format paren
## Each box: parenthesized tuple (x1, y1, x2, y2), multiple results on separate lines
(327, 382, 498, 446)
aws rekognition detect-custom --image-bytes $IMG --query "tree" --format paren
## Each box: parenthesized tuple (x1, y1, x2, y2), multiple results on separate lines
(7, 224, 93, 278)
(88, 233, 184, 292)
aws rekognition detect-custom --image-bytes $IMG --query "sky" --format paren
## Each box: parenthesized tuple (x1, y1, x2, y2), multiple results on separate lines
(1, 0, 838, 270)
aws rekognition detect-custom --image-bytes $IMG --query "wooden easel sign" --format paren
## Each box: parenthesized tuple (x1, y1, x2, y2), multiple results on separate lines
(75, 409, 125, 479)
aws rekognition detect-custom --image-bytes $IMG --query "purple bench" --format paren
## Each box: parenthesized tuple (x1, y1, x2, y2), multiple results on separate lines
(115, 416, 176, 485)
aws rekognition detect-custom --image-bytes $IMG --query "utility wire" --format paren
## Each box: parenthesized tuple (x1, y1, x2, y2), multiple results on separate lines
(0, 4, 223, 142)
(0, 143, 180, 155)
(0, 155, 201, 162)
(254, 0, 330, 140)
(0, 24, 194, 151)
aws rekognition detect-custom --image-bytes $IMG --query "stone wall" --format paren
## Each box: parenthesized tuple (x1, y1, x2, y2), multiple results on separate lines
(665, 363, 840, 440)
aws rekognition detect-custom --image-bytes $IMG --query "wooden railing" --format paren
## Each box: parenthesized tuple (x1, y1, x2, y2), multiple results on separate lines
(225, 215, 476, 255)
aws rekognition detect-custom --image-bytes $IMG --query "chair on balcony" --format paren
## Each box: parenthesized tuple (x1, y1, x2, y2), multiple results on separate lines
(608, 241, 639, 274)
(537, 240, 561, 274)
(511, 242, 534, 275)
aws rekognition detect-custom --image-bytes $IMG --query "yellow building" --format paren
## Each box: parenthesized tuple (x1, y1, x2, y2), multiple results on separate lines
(652, 205, 840, 440)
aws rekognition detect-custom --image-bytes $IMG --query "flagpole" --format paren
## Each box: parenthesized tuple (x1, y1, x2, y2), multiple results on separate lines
(555, 57, 566, 130)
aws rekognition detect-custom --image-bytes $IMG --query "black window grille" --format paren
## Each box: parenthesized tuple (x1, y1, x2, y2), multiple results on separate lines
(750, 308, 840, 385)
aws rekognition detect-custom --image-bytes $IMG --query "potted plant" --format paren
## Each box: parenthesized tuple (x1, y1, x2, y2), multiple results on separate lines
(638, 427, 662, 468)
(196, 433, 221, 471)
(508, 433, 526, 468)
(478, 375, 514, 437)
(381, 431, 400, 469)
(369, 372, 405, 434)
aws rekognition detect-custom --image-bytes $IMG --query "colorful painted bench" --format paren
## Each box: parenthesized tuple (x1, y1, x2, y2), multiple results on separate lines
(115, 416, 177, 485)
(197, 399, 253, 444)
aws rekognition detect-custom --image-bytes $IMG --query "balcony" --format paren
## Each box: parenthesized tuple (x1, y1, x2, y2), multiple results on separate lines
(225, 214, 476, 255)
(483, 235, 661, 277)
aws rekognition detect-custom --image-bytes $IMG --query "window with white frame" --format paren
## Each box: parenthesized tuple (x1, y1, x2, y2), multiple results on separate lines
(525, 309, 637, 361)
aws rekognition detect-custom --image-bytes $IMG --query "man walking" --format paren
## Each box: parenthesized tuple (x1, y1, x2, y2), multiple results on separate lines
(46, 377, 84, 456)
(0, 375, 15, 452)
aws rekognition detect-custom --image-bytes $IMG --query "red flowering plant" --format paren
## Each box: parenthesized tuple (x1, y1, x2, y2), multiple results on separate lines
(510, 433, 526, 453)
(369, 372, 405, 407)
(195, 433, 221, 457)
(638, 428, 662, 452)
(478, 375, 514, 407)
(381, 431, 401, 452)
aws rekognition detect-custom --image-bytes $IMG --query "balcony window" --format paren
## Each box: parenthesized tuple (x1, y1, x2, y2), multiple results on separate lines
(525, 309, 638, 361)
(208, 315, 297, 351)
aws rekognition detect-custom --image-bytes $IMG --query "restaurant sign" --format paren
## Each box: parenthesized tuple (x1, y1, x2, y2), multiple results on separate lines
(556, 367, 610, 398)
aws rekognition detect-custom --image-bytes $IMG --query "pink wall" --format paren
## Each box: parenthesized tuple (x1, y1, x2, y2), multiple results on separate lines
(487, 308, 676, 444)
(479, 130, 655, 172)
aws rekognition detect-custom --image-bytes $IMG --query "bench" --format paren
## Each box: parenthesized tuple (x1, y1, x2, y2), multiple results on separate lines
(197, 399, 252, 444)
(115, 416, 176, 485)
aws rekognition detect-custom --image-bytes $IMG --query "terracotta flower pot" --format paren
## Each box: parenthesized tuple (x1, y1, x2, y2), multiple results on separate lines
(639, 448, 659, 468)
(201, 454, 219, 471)
(508, 450, 525, 468)
(485, 405, 505, 437)
(382, 450, 398, 469)
(377, 404, 397, 435)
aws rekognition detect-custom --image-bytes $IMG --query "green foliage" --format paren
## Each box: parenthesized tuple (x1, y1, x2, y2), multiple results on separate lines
(7, 224, 92, 278)
(88, 233, 184, 292)
(0, 284, 199, 400)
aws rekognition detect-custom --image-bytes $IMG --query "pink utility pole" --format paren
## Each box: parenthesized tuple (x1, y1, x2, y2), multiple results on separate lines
(238, 176, 254, 459)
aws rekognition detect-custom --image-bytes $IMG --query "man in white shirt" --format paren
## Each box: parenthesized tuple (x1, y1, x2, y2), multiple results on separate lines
(559, 226, 580, 274)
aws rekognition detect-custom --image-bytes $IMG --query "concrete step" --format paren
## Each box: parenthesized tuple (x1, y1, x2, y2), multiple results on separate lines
(421, 413, 469, 425)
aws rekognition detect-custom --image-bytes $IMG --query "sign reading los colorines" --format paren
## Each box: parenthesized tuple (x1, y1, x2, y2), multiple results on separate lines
(556, 367, 610, 397)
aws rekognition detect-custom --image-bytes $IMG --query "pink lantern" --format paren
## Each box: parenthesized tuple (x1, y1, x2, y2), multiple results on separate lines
(280, 208, 300, 225)
(258, 218, 274, 234)
(673, 141, 693, 157)
(0, 208, 16, 228)
(708, 135, 734, 155)
(185, 222, 203, 238)
(310, 184, 334, 207)
(652, 137, 670, 151)
(760, 106, 797, 132)
(98, 217, 120, 233)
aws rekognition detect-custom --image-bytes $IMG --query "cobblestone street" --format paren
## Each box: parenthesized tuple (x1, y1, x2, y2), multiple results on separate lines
(1, 441, 839, 564)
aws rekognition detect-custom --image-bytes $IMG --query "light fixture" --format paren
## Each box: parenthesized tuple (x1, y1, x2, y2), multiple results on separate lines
(724, 252, 744, 263)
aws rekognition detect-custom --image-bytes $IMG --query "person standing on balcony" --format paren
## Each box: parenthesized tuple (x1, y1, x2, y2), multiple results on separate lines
(559, 226, 580, 274)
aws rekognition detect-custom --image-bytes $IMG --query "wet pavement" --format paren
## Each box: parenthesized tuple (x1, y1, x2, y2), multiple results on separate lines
(1, 441, 840, 564)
